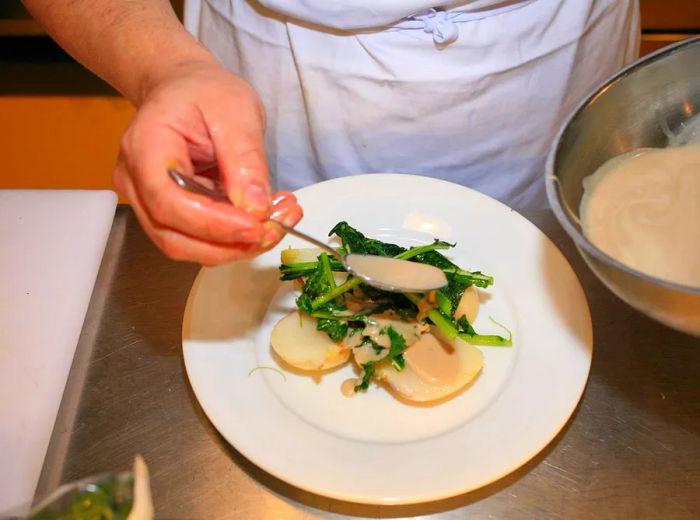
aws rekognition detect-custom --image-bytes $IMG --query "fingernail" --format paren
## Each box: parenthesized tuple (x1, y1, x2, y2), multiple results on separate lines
(272, 191, 296, 206)
(242, 184, 270, 214)
(270, 207, 285, 221)
(271, 207, 301, 228)
(272, 193, 288, 206)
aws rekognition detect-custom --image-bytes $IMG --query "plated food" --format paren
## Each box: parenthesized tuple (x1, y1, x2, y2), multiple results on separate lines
(270, 221, 511, 403)
(182, 173, 592, 504)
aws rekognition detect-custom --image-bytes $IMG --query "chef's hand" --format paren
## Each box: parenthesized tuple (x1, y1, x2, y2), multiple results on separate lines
(113, 58, 302, 265)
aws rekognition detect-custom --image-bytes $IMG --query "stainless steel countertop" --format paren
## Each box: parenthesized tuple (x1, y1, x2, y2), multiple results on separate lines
(36, 207, 700, 519)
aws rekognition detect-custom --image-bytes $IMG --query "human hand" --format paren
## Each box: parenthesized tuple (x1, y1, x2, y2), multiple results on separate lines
(113, 58, 302, 265)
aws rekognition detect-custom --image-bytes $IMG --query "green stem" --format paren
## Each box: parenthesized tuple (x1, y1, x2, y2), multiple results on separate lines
(281, 260, 318, 270)
(404, 293, 422, 305)
(405, 294, 455, 338)
(426, 308, 458, 339)
(319, 252, 336, 290)
(311, 277, 362, 309)
(445, 269, 494, 287)
(405, 294, 511, 346)
(280, 258, 346, 281)
(394, 241, 450, 261)
(307, 311, 369, 321)
(435, 290, 452, 315)
(457, 333, 512, 347)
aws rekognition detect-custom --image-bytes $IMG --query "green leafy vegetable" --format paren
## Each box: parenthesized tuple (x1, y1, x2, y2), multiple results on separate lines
(387, 326, 407, 371)
(277, 222, 512, 392)
(330, 221, 406, 257)
(316, 317, 349, 341)
(351, 325, 409, 392)
(354, 361, 376, 392)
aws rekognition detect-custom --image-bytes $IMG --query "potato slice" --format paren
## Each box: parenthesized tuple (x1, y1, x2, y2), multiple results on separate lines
(454, 285, 480, 324)
(376, 334, 483, 403)
(271, 311, 350, 370)
(280, 247, 323, 265)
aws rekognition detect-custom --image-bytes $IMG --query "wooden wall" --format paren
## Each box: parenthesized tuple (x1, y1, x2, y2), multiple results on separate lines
(640, 0, 700, 55)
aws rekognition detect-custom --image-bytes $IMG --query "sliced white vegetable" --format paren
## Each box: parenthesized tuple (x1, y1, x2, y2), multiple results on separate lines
(376, 335, 483, 403)
(280, 247, 323, 265)
(271, 311, 350, 370)
(126, 455, 153, 520)
(454, 285, 480, 324)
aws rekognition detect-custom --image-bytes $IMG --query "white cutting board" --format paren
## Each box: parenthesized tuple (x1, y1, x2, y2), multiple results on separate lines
(0, 190, 117, 516)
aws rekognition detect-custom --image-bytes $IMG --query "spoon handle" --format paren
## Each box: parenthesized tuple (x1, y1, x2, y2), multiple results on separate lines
(167, 169, 342, 260)
(274, 222, 341, 259)
(168, 168, 229, 201)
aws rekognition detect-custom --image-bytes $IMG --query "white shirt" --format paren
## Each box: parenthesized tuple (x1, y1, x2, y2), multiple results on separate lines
(191, 0, 639, 208)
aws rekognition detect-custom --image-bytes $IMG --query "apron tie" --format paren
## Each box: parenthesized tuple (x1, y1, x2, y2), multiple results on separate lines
(414, 9, 459, 45)
(394, 2, 536, 47)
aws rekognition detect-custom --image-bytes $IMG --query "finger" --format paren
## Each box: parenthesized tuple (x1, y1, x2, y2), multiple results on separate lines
(122, 116, 266, 245)
(117, 165, 264, 265)
(271, 190, 298, 206)
(202, 85, 272, 220)
(262, 191, 304, 249)
(154, 228, 262, 266)
(270, 191, 303, 226)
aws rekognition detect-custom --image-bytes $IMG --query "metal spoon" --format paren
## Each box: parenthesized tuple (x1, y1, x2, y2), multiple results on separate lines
(168, 168, 447, 292)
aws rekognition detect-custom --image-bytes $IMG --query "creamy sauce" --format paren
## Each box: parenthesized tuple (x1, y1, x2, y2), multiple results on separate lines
(341, 378, 359, 397)
(403, 333, 459, 385)
(345, 254, 447, 292)
(580, 144, 700, 288)
(341, 316, 427, 352)
(352, 343, 387, 365)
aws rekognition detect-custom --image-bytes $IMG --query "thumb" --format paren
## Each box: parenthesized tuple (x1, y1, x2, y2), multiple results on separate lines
(207, 91, 272, 220)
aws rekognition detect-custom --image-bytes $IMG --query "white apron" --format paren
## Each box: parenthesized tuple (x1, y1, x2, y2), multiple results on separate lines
(189, 0, 639, 208)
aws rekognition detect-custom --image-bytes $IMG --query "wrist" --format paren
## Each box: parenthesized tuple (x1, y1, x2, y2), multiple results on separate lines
(132, 33, 220, 106)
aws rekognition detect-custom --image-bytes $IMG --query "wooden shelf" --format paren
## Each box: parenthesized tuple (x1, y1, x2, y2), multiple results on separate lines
(640, 0, 700, 30)
(0, 19, 44, 36)
(640, 32, 697, 56)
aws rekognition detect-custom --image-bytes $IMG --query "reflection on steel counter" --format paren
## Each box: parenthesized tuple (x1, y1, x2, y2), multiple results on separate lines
(34, 207, 700, 518)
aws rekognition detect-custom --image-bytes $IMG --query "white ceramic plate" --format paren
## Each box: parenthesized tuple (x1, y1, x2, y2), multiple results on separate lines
(182, 174, 592, 505)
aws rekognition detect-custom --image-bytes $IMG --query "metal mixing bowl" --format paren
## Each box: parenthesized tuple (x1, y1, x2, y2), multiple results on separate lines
(546, 36, 700, 337)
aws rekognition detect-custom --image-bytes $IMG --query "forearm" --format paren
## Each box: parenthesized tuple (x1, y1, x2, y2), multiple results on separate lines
(22, 0, 217, 104)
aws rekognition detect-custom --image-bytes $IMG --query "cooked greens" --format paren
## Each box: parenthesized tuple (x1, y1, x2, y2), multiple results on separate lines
(278, 222, 512, 392)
